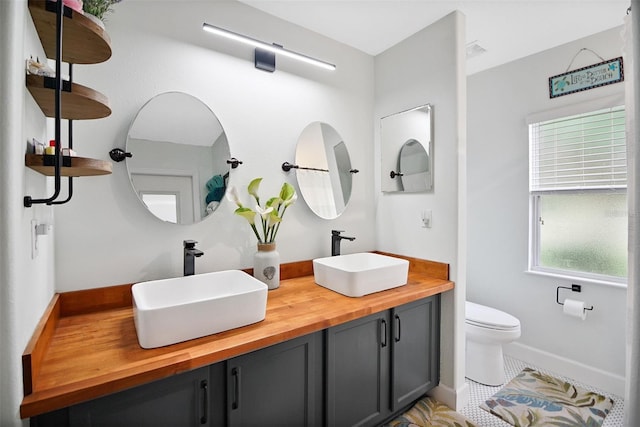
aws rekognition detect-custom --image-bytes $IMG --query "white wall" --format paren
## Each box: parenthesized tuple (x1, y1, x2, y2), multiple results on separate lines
(1, 1, 57, 425)
(374, 11, 468, 408)
(54, 0, 376, 290)
(467, 26, 627, 396)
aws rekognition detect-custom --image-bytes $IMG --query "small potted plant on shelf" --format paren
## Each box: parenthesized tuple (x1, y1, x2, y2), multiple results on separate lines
(82, 0, 122, 25)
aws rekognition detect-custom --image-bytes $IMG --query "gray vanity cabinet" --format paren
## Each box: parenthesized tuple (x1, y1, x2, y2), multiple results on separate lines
(326, 310, 391, 427)
(67, 366, 214, 427)
(326, 295, 440, 427)
(226, 331, 323, 427)
(390, 296, 440, 411)
(30, 296, 441, 427)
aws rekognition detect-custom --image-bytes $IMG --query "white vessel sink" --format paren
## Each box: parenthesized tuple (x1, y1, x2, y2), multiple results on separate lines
(313, 253, 409, 297)
(132, 270, 268, 349)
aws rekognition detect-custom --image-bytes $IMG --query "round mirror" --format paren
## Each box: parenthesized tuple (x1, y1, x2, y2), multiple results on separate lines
(397, 139, 431, 191)
(126, 92, 230, 224)
(295, 122, 353, 219)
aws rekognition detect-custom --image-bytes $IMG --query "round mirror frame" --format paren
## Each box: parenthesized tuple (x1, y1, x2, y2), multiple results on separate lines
(294, 122, 353, 220)
(125, 92, 231, 224)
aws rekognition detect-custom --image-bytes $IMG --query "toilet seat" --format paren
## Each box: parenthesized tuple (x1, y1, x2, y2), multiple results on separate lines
(466, 301, 520, 331)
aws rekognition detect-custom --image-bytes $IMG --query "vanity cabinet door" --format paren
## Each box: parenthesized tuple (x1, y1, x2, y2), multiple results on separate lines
(326, 311, 391, 427)
(390, 295, 440, 412)
(67, 366, 212, 427)
(226, 332, 323, 427)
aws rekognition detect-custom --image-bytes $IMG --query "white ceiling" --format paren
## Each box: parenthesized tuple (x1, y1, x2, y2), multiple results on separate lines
(238, 0, 630, 74)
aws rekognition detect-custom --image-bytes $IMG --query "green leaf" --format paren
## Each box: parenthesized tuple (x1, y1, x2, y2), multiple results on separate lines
(235, 207, 256, 225)
(266, 197, 281, 210)
(248, 178, 263, 204)
(279, 182, 296, 203)
(269, 211, 282, 225)
(284, 191, 297, 207)
(82, 0, 121, 20)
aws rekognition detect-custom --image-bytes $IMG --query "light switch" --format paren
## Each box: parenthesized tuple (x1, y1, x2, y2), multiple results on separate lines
(421, 210, 432, 228)
(31, 220, 52, 259)
(31, 219, 38, 259)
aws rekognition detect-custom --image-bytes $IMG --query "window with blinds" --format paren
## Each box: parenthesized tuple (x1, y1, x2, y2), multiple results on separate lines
(528, 105, 627, 284)
(529, 106, 626, 192)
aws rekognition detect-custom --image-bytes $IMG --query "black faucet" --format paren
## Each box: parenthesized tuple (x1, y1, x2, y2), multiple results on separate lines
(331, 230, 355, 256)
(183, 240, 204, 276)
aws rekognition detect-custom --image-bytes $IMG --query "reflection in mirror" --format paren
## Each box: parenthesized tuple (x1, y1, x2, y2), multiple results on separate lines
(397, 139, 430, 191)
(381, 104, 433, 192)
(295, 122, 353, 219)
(141, 194, 178, 223)
(126, 92, 231, 224)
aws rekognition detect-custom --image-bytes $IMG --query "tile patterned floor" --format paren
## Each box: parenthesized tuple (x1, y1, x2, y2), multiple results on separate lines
(459, 355, 625, 426)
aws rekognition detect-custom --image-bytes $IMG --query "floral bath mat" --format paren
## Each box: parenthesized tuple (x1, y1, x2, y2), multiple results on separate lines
(480, 367, 614, 426)
(387, 396, 478, 427)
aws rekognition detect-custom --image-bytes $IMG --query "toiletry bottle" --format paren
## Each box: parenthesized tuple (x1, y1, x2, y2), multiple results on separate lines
(33, 138, 45, 155)
(45, 140, 56, 155)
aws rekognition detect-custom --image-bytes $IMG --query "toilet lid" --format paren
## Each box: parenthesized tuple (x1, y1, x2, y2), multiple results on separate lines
(466, 301, 520, 330)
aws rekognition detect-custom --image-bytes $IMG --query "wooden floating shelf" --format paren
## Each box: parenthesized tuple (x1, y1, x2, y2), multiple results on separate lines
(28, 0, 112, 64)
(25, 154, 112, 177)
(26, 74, 111, 120)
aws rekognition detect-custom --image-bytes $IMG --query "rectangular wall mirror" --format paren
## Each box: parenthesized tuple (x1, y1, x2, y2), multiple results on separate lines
(380, 104, 433, 192)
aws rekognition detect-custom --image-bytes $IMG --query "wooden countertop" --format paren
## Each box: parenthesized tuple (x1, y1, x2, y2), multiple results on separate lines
(20, 253, 454, 418)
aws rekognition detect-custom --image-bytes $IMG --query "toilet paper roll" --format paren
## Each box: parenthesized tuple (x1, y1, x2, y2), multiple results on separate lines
(563, 298, 587, 320)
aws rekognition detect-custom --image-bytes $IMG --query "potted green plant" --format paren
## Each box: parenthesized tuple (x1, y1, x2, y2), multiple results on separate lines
(83, 0, 122, 22)
(227, 178, 297, 290)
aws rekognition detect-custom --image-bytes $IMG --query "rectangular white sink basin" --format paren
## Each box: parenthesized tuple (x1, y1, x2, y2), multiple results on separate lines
(132, 270, 268, 349)
(313, 253, 409, 297)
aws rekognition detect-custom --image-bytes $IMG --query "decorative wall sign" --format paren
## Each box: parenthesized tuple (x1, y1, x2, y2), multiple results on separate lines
(549, 57, 624, 98)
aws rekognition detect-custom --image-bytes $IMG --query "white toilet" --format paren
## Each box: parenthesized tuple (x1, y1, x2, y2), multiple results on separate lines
(465, 301, 521, 386)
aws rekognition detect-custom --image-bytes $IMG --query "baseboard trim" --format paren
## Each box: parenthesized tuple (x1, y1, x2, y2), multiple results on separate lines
(428, 381, 470, 410)
(504, 342, 625, 397)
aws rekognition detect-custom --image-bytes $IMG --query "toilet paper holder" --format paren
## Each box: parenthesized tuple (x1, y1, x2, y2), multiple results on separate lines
(556, 284, 594, 311)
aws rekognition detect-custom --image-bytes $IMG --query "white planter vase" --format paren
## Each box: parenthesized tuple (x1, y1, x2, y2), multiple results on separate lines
(254, 243, 280, 290)
(83, 11, 105, 29)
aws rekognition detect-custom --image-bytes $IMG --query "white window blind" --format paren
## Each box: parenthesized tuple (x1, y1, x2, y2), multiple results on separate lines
(529, 106, 626, 191)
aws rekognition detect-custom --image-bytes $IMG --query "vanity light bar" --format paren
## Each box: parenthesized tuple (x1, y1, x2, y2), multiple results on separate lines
(202, 23, 337, 71)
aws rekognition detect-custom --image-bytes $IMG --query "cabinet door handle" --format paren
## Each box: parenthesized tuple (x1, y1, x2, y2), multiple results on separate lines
(231, 367, 241, 410)
(380, 319, 387, 348)
(395, 314, 401, 343)
(200, 380, 208, 424)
